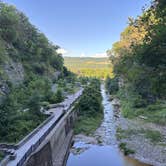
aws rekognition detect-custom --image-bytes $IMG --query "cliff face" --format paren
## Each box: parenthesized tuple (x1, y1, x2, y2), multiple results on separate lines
(0, 59, 24, 100)
(4, 60, 24, 84)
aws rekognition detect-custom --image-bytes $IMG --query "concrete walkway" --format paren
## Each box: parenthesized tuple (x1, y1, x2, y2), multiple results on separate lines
(7, 88, 83, 166)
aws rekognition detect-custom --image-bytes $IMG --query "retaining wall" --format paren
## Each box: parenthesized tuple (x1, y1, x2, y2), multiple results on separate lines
(24, 108, 78, 166)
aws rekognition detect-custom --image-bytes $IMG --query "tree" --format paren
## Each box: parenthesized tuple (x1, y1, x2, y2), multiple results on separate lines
(55, 89, 64, 103)
(26, 92, 41, 116)
(107, 0, 166, 105)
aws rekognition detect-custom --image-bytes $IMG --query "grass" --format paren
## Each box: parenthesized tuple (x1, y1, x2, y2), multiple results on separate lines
(119, 143, 135, 155)
(64, 57, 113, 79)
(141, 129, 164, 143)
(116, 127, 127, 140)
(119, 96, 166, 125)
(74, 113, 103, 135)
(116, 127, 138, 140)
(116, 127, 164, 144)
(116, 88, 166, 126)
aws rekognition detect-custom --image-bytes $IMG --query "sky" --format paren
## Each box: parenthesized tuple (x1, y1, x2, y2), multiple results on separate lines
(4, 0, 151, 57)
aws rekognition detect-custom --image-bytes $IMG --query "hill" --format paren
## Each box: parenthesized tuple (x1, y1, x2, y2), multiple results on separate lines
(64, 57, 113, 79)
(0, 2, 70, 143)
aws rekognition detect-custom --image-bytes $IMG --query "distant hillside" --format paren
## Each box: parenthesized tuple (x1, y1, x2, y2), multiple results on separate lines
(0, 2, 64, 100)
(64, 57, 113, 79)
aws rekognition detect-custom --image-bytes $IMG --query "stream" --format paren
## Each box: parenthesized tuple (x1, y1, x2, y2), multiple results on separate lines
(66, 85, 150, 166)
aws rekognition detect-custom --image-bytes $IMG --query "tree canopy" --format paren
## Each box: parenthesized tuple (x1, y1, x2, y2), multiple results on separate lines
(107, 0, 166, 103)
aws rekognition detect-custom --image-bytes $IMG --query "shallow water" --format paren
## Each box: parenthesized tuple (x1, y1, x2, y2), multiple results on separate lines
(66, 85, 150, 166)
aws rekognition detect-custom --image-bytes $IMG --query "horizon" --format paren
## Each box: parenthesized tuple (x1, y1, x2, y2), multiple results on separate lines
(63, 56, 109, 58)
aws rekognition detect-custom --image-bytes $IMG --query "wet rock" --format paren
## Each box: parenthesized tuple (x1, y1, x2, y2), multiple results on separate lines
(109, 95, 114, 101)
(139, 116, 148, 120)
(74, 134, 98, 145)
(70, 146, 89, 155)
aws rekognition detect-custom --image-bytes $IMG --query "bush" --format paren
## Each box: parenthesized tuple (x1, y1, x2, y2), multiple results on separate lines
(105, 76, 119, 95)
(76, 79, 102, 117)
(55, 89, 64, 103)
(119, 143, 135, 155)
(142, 129, 164, 143)
(74, 79, 103, 134)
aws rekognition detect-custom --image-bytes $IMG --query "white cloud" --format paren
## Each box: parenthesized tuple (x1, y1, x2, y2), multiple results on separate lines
(78, 52, 108, 58)
(90, 52, 108, 58)
(80, 53, 86, 57)
(57, 48, 68, 55)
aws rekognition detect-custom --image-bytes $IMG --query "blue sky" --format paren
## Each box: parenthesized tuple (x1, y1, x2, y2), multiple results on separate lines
(4, 0, 151, 57)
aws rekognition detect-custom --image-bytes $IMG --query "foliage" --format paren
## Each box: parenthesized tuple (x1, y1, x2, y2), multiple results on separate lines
(108, 0, 166, 101)
(74, 114, 103, 135)
(119, 142, 135, 156)
(0, 2, 64, 76)
(141, 129, 164, 143)
(74, 79, 103, 134)
(0, 2, 72, 143)
(0, 80, 49, 142)
(78, 77, 90, 85)
(75, 79, 103, 117)
(64, 57, 113, 79)
(107, 1, 166, 123)
(53, 88, 64, 103)
(105, 76, 119, 94)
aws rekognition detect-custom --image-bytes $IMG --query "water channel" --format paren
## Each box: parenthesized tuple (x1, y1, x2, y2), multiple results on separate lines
(66, 85, 150, 166)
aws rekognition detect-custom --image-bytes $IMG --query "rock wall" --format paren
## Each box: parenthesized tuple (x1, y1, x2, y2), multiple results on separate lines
(0, 59, 24, 103)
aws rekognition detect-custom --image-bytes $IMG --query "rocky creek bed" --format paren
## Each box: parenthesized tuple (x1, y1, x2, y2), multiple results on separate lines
(67, 85, 152, 166)
(116, 114, 166, 166)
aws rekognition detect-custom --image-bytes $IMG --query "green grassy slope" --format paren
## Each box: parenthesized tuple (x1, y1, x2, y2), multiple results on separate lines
(64, 57, 113, 79)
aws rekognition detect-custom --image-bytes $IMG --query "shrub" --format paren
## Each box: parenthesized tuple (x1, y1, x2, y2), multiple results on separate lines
(119, 142, 135, 155)
(105, 76, 119, 95)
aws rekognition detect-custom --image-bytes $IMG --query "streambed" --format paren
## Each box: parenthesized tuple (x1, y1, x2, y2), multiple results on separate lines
(66, 85, 150, 166)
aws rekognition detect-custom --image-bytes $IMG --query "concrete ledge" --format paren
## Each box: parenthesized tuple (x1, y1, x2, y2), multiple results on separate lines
(48, 103, 64, 109)
(15, 115, 54, 149)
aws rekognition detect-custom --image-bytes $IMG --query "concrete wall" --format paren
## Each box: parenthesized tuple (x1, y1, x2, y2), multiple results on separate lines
(25, 142, 52, 166)
(24, 109, 78, 166)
